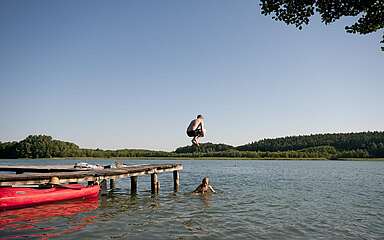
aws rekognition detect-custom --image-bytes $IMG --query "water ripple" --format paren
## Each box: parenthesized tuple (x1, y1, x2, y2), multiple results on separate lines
(1, 159, 384, 239)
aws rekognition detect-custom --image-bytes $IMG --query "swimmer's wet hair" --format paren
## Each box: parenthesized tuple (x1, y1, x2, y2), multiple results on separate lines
(202, 177, 209, 184)
(197, 114, 203, 119)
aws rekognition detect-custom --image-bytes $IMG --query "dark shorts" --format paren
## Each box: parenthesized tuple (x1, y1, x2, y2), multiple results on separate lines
(187, 128, 203, 137)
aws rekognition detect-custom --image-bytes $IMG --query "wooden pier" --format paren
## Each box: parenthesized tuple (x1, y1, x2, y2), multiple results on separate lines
(0, 163, 183, 194)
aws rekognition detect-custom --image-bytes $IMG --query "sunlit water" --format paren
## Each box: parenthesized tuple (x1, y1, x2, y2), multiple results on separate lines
(1, 159, 383, 239)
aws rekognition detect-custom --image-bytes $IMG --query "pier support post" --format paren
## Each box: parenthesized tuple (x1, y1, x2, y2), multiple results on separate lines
(131, 176, 137, 195)
(151, 173, 159, 194)
(100, 179, 108, 195)
(110, 179, 116, 189)
(173, 170, 180, 192)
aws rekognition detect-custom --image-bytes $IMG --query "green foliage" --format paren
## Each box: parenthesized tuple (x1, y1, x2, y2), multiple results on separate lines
(15, 135, 80, 158)
(237, 132, 384, 157)
(175, 143, 235, 154)
(0, 135, 170, 159)
(172, 148, 334, 159)
(0, 132, 383, 159)
(0, 141, 18, 158)
(331, 149, 370, 159)
(260, 0, 384, 50)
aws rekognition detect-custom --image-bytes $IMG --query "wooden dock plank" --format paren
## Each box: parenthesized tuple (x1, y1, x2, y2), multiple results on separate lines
(0, 164, 183, 186)
(0, 165, 82, 172)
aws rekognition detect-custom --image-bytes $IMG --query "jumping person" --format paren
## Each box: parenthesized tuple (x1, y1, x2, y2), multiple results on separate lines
(192, 177, 216, 194)
(186, 114, 206, 146)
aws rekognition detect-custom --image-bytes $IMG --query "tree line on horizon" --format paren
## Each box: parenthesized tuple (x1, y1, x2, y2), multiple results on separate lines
(0, 135, 170, 159)
(0, 132, 384, 159)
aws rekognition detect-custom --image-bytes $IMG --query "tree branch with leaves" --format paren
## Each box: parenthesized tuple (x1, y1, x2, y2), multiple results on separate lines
(260, 0, 384, 51)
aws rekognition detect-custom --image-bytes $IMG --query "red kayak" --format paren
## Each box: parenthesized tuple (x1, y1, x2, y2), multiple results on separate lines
(0, 184, 100, 210)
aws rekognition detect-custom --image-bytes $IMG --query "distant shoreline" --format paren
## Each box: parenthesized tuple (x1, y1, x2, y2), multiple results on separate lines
(2, 132, 384, 159)
(1, 157, 384, 161)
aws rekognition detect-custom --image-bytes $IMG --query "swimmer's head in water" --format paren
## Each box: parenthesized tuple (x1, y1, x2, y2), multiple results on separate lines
(202, 177, 209, 185)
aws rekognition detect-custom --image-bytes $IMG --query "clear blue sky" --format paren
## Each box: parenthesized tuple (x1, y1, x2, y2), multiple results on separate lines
(0, 0, 383, 151)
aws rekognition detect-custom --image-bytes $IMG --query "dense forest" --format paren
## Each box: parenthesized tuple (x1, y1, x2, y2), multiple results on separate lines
(236, 132, 384, 158)
(0, 132, 384, 159)
(0, 135, 169, 159)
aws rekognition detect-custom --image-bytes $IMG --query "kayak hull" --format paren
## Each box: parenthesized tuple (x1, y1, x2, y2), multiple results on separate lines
(0, 184, 100, 210)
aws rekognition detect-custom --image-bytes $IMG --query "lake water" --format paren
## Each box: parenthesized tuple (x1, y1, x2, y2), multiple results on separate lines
(1, 159, 384, 240)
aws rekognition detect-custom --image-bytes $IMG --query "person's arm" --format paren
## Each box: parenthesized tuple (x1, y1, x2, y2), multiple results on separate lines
(187, 120, 195, 132)
(192, 184, 202, 193)
(209, 185, 216, 193)
(200, 120, 205, 130)
(200, 120, 206, 136)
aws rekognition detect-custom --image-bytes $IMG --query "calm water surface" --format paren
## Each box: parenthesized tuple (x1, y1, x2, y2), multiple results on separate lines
(0, 159, 383, 239)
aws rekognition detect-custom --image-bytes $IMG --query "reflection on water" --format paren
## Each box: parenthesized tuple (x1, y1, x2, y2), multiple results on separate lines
(198, 192, 213, 208)
(0, 198, 99, 239)
(0, 159, 384, 239)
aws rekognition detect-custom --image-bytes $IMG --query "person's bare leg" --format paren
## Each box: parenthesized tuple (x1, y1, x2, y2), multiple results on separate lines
(195, 136, 200, 146)
(192, 137, 197, 145)
(196, 131, 204, 145)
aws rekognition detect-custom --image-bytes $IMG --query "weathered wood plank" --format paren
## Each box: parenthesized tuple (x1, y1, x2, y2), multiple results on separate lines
(131, 176, 137, 194)
(151, 173, 159, 194)
(0, 164, 183, 186)
(110, 179, 116, 189)
(100, 179, 108, 195)
(0, 165, 83, 172)
(173, 170, 180, 192)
